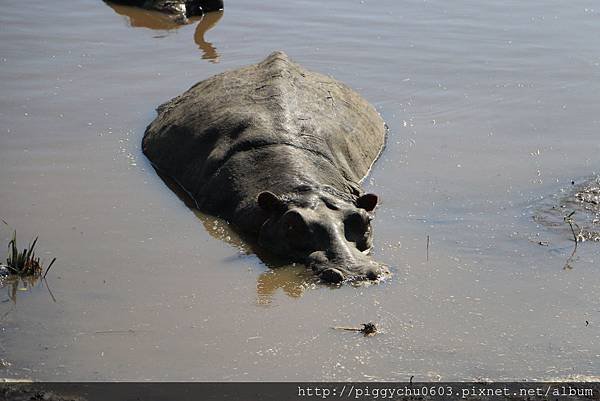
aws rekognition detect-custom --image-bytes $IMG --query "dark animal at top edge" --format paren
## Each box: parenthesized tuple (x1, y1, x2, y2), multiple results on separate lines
(142, 51, 390, 284)
(107, 0, 223, 22)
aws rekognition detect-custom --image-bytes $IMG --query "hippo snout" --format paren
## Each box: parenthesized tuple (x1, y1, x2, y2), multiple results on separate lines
(308, 251, 390, 284)
(318, 264, 390, 284)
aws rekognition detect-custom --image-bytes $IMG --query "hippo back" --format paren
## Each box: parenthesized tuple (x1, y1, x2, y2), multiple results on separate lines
(142, 51, 386, 210)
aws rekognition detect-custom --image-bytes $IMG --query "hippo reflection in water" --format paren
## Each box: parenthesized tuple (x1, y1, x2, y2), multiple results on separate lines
(142, 51, 390, 284)
(105, 1, 223, 62)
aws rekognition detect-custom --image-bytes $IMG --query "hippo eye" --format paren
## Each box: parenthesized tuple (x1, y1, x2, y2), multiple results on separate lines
(284, 218, 314, 251)
(322, 198, 339, 210)
(283, 211, 308, 237)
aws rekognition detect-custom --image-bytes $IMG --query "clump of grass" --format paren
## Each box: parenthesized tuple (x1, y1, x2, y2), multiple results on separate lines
(2, 230, 55, 278)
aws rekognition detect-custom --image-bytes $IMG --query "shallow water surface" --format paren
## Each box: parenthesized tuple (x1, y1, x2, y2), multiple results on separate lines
(1, 0, 600, 381)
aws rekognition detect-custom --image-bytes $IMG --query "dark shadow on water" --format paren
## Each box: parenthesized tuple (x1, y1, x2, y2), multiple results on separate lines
(153, 169, 316, 302)
(105, 2, 223, 62)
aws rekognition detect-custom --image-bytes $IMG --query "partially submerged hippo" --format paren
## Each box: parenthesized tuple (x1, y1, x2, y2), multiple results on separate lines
(142, 51, 390, 283)
(107, 0, 223, 22)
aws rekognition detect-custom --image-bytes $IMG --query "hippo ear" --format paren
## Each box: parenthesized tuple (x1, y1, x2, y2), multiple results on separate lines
(257, 191, 285, 213)
(356, 193, 378, 212)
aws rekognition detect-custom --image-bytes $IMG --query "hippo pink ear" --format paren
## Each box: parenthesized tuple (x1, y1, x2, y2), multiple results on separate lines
(356, 193, 378, 211)
(257, 191, 285, 213)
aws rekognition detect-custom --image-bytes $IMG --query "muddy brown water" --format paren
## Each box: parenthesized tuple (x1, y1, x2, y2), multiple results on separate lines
(1, 0, 600, 381)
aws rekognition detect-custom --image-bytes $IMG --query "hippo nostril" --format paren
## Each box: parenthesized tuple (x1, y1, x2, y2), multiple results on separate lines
(321, 268, 344, 284)
(366, 269, 378, 281)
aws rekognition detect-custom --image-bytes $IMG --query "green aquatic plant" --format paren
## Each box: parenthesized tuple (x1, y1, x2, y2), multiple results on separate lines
(2, 230, 55, 278)
(0, 222, 58, 304)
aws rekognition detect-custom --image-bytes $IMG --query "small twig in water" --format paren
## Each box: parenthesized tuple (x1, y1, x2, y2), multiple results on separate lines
(564, 211, 579, 270)
(426, 235, 430, 261)
(333, 322, 378, 336)
(43, 277, 57, 303)
(95, 329, 137, 334)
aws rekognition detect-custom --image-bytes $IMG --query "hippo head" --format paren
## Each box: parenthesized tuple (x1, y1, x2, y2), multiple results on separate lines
(256, 186, 390, 284)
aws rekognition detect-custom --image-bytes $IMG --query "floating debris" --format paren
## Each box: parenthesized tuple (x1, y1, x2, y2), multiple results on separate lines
(533, 176, 600, 248)
(333, 322, 379, 337)
(575, 184, 600, 205)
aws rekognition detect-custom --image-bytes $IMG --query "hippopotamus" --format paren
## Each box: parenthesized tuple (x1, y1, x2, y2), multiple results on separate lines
(142, 51, 390, 284)
(107, 0, 223, 22)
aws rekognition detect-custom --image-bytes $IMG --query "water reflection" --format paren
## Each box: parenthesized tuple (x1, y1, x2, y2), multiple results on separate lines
(0, 275, 55, 304)
(156, 170, 314, 300)
(194, 11, 223, 63)
(192, 211, 315, 303)
(256, 266, 314, 305)
(105, 2, 223, 62)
